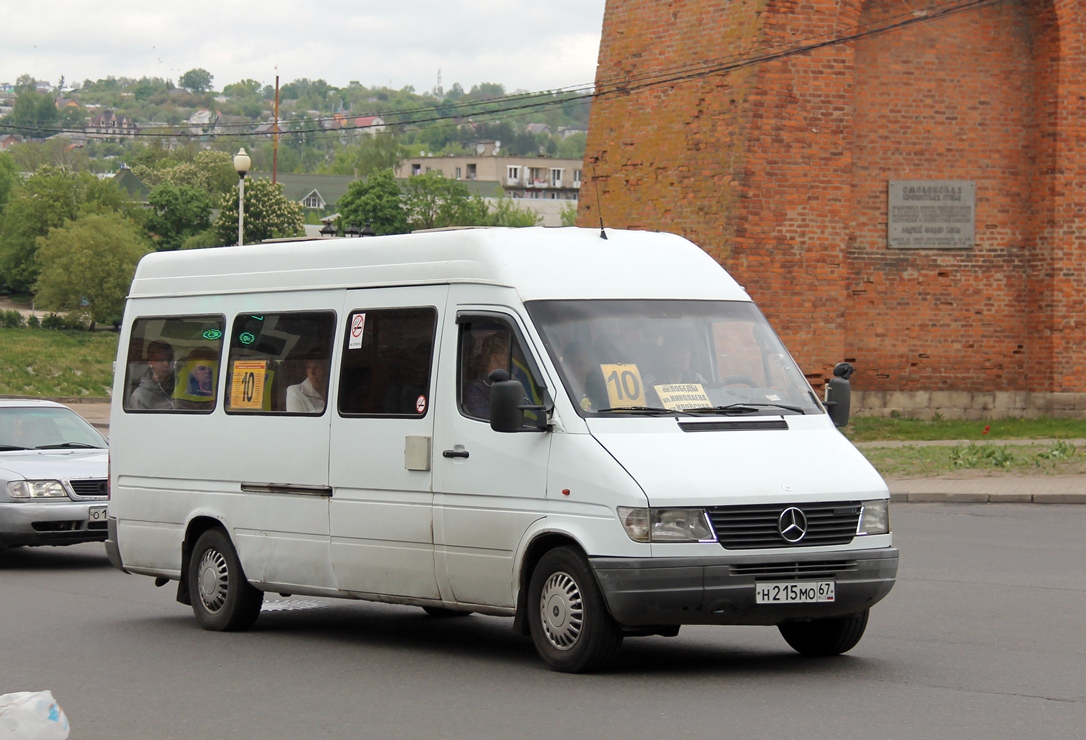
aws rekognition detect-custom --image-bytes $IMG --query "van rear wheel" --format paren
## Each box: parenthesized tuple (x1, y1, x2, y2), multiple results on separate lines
(778, 609, 869, 656)
(527, 546, 622, 673)
(188, 528, 263, 631)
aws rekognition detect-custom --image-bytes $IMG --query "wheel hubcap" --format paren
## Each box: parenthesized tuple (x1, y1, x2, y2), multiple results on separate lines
(197, 547, 229, 614)
(539, 570, 583, 650)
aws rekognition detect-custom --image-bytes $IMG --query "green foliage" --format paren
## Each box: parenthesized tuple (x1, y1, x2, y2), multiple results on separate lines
(0, 327, 118, 397)
(335, 169, 409, 236)
(7, 138, 93, 174)
(179, 68, 214, 93)
(318, 135, 409, 177)
(949, 443, 1015, 469)
(3, 91, 59, 136)
(0, 309, 26, 328)
(132, 150, 236, 196)
(479, 197, 542, 227)
(180, 228, 221, 250)
(145, 183, 214, 251)
(213, 178, 305, 245)
(33, 212, 152, 329)
(0, 155, 17, 212)
(402, 171, 476, 230)
(560, 202, 578, 227)
(222, 79, 262, 98)
(0, 168, 138, 292)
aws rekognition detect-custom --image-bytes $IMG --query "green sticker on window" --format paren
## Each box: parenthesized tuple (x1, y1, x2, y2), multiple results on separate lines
(240, 332, 256, 345)
(203, 329, 223, 340)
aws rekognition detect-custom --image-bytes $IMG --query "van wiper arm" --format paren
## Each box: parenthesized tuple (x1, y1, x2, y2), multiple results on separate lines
(687, 402, 806, 415)
(0, 444, 31, 451)
(35, 442, 102, 449)
(594, 406, 697, 416)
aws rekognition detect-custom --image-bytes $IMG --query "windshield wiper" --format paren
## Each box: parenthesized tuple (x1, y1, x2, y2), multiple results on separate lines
(594, 406, 696, 416)
(0, 444, 31, 451)
(686, 402, 806, 415)
(35, 442, 102, 450)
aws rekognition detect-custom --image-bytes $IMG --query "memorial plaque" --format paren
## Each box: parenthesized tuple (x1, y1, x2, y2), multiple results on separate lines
(888, 180, 975, 249)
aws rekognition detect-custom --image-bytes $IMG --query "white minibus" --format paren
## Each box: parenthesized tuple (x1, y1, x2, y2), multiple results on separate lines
(106, 227, 896, 672)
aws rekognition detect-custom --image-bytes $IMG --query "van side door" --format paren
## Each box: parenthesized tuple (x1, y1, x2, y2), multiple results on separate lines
(329, 286, 446, 599)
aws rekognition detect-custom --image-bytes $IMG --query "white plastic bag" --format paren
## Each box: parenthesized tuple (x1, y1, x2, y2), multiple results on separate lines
(0, 691, 70, 740)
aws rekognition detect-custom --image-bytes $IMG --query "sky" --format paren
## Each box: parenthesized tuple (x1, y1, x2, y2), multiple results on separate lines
(1, 0, 608, 94)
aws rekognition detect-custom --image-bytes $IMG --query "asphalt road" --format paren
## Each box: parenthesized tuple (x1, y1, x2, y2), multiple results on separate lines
(1, 504, 1083, 739)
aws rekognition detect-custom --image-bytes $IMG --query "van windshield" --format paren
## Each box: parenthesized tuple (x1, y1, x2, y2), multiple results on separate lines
(526, 300, 823, 418)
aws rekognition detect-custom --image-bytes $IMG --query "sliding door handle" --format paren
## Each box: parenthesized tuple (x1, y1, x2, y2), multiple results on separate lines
(442, 449, 470, 459)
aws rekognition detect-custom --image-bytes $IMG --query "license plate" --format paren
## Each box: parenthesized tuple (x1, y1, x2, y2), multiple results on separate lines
(755, 580, 835, 604)
(88, 506, 108, 523)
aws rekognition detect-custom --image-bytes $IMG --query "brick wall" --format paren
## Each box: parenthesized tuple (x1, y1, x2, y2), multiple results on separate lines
(583, 0, 1086, 401)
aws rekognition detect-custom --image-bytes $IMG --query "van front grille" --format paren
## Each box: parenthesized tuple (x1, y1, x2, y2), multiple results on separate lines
(730, 560, 858, 577)
(708, 502, 861, 549)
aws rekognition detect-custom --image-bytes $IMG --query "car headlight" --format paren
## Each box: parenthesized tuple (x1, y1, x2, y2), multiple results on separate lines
(7, 480, 68, 499)
(618, 507, 716, 543)
(857, 499, 890, 535)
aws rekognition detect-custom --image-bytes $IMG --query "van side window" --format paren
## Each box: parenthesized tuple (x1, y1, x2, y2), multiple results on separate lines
(457, 318, 545, 423)
(337, 308, 437, 416)
(123, 316, 225, 413)
(224, 312, 336, 414)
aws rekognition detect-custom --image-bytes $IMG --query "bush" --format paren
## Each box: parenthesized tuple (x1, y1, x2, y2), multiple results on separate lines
(40, 313, 86, 330)
(0, 309, 25, 328)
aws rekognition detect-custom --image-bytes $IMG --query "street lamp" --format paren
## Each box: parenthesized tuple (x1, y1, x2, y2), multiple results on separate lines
(233, 147, 251, 246)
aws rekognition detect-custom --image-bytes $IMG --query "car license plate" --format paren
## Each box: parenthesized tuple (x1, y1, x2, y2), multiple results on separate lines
(88, 505, 108, 523)
(755, 580, 835, 604)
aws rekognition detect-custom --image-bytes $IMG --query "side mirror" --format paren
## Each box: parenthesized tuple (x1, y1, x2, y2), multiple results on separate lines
(489, 369, 548, 433)
(825, 362, 854, 428)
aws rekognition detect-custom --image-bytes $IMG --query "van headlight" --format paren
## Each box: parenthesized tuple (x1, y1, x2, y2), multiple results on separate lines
(857, 499, 890, 535)
(7, 480, 68, 499)
(618, 507, 716, 543)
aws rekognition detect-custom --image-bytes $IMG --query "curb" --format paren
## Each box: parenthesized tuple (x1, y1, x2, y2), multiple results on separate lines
(890, 492, 1086, 504)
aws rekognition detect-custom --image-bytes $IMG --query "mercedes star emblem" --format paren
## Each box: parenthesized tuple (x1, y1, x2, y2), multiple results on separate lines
(778, 507, 808, 543)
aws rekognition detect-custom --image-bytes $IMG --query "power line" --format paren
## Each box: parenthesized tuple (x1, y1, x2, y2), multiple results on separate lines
(0, 0, 1003, 144)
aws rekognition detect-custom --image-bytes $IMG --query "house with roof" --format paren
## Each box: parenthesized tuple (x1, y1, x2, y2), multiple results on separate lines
(86, 110, 138, 139)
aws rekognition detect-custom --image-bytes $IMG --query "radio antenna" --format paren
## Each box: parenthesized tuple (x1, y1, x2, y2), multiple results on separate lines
(591, 164, 607, 240)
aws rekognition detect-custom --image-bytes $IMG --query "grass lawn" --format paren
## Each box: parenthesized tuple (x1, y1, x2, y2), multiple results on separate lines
(844, 414, 1086, 442)
(0, 327, 118, 398)
(859, 440, 1086, 479)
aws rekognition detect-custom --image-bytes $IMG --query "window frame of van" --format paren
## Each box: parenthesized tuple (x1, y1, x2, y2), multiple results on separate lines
(454, 310, 550, 425)
(122, 314, 227, 415)
(222, 310, 338, 416)
(336, 305, 439, 419)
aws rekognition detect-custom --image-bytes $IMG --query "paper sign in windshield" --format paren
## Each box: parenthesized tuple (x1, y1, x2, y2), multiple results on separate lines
(230, 360, 267, 410)
(600, 363, 646, 408)
(655, 383, 711, 411)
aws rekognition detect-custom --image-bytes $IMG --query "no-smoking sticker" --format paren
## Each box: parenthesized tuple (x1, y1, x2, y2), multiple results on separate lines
(415, 395, 427, 414)
(348, 313, 366, 350)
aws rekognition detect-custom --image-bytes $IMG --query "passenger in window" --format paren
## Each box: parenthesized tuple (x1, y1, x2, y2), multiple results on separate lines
(174, 347, 219, 410)
(286, 356, 329, 413)
(463, 333, 510, 418)
(130, 341, 176, 410)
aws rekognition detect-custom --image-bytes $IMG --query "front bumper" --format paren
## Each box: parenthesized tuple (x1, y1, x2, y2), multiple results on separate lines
(591, 547, 898, 626)
(0, 500, 109, 548)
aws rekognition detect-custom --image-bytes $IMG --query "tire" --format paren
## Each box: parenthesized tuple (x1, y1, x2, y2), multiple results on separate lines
(422, 606, 472, 618)
(778, 609, 869, 656)
(527, 546, 623, 673)
(188, 528, 263, 632)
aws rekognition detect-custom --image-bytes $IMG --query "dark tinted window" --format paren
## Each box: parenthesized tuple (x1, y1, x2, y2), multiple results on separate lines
(337, 308, 437, 416)
(123, 316, 225, 413)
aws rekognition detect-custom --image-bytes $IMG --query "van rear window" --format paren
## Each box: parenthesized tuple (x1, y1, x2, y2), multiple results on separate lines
(123, 316, 225, 413)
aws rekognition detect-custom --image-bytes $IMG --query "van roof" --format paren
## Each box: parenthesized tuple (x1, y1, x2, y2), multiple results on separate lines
(128, 227, 750, 302)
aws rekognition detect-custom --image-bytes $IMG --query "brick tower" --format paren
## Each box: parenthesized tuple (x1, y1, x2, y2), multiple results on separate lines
(583, 0, 1086, 417)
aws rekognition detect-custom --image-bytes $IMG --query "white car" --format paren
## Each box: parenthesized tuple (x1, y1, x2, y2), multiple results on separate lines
(0, 399, 109, 549)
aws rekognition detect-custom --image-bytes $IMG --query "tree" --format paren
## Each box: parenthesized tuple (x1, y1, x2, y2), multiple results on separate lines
(0, 155, 17, 214)
(7, 138, 91, 174)
(402, 172, 475, 231)
(34, 212, 152, 329)
(213, 178, 304, 245)
(319, 134, 408, 178)
(179, 68, 214, 93)
(0, 168, 138, 291)
(144, 183, 214, 251)
(483, 197, 543, 227)
(4, 91, 60, 137)
(335, 169, 408, 236)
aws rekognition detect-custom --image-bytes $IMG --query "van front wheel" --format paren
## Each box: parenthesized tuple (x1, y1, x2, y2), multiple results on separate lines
(527, 547, 622, 673)
(778, 609, 869, 656)
(188, 528, 263, 631)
